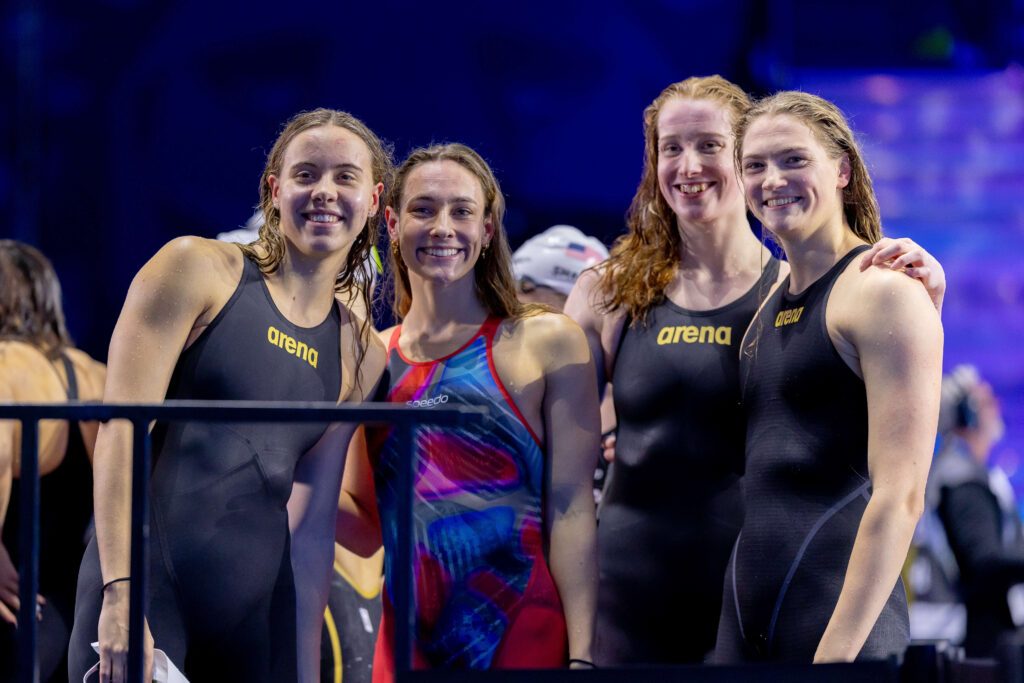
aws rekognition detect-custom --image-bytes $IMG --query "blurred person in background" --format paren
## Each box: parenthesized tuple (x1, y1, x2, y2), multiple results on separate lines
(928, 365, 1024, 657)
(0, 240, 106, 682)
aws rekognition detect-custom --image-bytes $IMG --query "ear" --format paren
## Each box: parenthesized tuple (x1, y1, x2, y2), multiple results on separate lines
(268, 174, 281, 209)
(837, 154, 851, 189)
(385, 206, 399, 241)
(368, 181, 384, 218)
(483, 216, 495, 247)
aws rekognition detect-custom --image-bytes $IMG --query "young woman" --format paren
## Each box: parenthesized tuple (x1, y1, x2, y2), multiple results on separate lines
(565, 76, 946, 665)
(713, 91, 942, 663)
(0, 241, 106, 683)
(339, 143, 599, 680)
(68, 108, 390, 683)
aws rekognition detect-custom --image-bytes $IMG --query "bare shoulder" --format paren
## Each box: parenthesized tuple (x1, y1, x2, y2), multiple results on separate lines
(338, 307, 388, 403)
(63, 347, 107, 400)
(565, 263, 616, 329)
(0, 342, 65, 400)
(147, 236, 243, 290)
(508, 311, 591, 365)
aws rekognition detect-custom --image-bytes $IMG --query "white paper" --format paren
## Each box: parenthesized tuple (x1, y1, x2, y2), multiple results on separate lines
(83, 642, 189, 683)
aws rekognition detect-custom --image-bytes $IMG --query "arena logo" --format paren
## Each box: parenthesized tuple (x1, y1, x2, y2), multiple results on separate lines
(774, 306, 804, 328)
(408, 394, 450, 408)
(266, 325, 319, 368)
(656, 325, 732, 346)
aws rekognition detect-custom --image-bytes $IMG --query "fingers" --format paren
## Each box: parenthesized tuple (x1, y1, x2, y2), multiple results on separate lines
(601, 433, 616, 463)
(0, 589, 19, 613)
(99, 648, 125, 683)
(902, 266, 931, 282)
(0, 600, 15, 625)
(860, 237, 923, 270)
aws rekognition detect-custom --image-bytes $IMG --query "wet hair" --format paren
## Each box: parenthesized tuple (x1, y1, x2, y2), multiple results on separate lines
(0, 240, 73, 357)
(240, 108, 394, 309)
(734, 91, 882, 245)
(385, 143, 527, 321)
(599, 75, 752, 323)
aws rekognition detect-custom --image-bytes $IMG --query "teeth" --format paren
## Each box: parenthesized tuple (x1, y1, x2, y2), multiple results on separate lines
(422, 247, 459, 257)
(307, 214, 339, 223)
(679, 183, 709, 194)
(766, 197, 800, 207)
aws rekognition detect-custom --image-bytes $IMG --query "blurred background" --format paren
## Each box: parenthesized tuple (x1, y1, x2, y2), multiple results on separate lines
(3, 0, 1023, 497)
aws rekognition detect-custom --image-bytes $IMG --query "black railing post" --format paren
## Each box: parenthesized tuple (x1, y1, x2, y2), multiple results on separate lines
(393, 421, 415, 680)
(16, 419, 39, 683)
(126, 419, 151, 683)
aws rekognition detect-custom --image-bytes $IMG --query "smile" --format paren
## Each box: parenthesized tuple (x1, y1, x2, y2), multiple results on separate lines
(303, 213, 340, 223)
(764, 197, 800, 208)
(419, 247, 462, 258)
(677, 182, 712, 195)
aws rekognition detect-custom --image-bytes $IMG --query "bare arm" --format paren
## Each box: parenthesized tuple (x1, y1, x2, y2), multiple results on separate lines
(565, 267, 619, 389)
(858, 236, 946, 315)
(335, 425, 383, 557)
(288, 423, 358, 683)
(0, 377, 16, 624)
(95, 237, 232, 681)
(537, 315, 600, 664)
(815, 268, 943, 662)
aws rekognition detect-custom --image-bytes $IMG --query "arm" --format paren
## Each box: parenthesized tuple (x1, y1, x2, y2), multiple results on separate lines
(95, 237, 229, 681)
(335, 425, 383, 557)
(564, 267, 613, 389)
(939, 482, 1024, 588)
(288, 423, 358, 683)
(538, 315, 600, 665)
(0, 376, 16, 624)
(858, 236, 946, 315)
(815, 269, 943, 662)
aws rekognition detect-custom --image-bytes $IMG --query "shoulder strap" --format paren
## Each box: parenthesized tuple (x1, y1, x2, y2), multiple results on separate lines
(480, 316, 503, 346)
(387, 326, 403, 353)
(59, 353, 79, 400)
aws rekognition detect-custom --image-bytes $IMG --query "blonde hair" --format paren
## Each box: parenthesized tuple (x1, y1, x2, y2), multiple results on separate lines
(599, 75, 752, 323)
(385, 143, 529, 321)
(734, 91, 882, 245)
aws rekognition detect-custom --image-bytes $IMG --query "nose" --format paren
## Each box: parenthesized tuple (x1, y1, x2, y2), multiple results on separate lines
(762, 163, 785, 191)
(679, 148, 701, 177)
(429, 210, 455, 238)
(311, 175, 338, 203)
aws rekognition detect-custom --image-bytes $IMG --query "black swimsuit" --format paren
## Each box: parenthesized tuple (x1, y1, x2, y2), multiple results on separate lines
(714, 246, 909, 662)
(2, 355, 93, 683)
(69, 256, 341, 682)
(596, 260, 778, 664)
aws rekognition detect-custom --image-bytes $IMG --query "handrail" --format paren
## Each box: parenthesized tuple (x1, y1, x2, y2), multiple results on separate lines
(0, 400, 482, 683)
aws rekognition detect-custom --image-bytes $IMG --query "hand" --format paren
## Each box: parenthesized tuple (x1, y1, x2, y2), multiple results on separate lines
(600, 431, 616, 464)
(859, 237, 945, 314)
(97, 582, 153, 683)
(0, 541, 45, 625)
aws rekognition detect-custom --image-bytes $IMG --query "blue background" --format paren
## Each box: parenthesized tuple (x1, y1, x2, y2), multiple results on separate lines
(4, 0, 1024, 492)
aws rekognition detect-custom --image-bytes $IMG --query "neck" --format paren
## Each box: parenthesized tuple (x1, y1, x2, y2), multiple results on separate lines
(403, 273, 489, 336)
(265, 246, 349, 321)
(676, 208, 765, 275)
(776, 216, 863, 294)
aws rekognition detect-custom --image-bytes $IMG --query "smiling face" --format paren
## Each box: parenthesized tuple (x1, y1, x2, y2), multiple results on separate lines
(386, 160, 493, 288)
(267, 125, 381, 259)
(655, 97, 746, 227)
(739, 114, 850, 240)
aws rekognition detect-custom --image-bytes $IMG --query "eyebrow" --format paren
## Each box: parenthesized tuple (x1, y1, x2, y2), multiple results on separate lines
(406, 194, 479, 204)
(290, 161, 363, 172)
(744, 146, 811, 158)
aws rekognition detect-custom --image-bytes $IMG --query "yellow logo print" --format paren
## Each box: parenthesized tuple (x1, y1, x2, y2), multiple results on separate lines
(656, 325, 732, 346)
(774, 307, 804, 327)
(267, 325, 319, 368)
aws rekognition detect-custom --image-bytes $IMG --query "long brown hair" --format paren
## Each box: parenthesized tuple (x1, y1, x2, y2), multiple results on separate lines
(734, 91, 882, 245)
(385, 143, 526, 321)
(0, 240, 73, 357)
(240, 108, 394, 312)
(599, 75, 752, 323)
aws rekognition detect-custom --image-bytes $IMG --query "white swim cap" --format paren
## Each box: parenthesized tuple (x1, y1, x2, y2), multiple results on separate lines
(512, 225, 609, 295)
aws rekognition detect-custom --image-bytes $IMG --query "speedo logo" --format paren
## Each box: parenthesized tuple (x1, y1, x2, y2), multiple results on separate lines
(656, 325, 732, 346)
(266, 325, 319, 368)
(774, 306, 805, 328)
(407, 394, 449, 408)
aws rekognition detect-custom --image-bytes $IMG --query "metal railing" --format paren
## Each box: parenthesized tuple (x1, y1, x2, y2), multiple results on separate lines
(1, 400, 480, 683)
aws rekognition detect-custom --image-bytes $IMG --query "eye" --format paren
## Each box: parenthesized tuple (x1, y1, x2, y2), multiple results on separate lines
(295, 170, 315, 182)
(701, 140, 724, 153)
(453, 206, 474, 218)
(659, 142, 681, 155)
(786, 156, 808, 166)
(337, 171, 357, 182)
(743, 160, 764, 173)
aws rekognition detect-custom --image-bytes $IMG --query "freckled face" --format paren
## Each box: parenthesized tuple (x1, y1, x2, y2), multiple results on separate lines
(386, 160, 493, 286)
(656, 97, 745, 226)
(740, 114, 849, 239)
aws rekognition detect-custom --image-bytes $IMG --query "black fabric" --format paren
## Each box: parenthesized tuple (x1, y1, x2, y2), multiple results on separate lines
(2, 354, 94, 683)
(715, 245, 909, 663)
(69, 256, 341, 683)
(320, 567, 381, 683)
(595, 260, 778, 665)
(938, 474, 1024, 656)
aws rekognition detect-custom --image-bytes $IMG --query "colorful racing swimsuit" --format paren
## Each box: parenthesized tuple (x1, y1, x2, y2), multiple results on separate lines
(369, 317, 567, 681)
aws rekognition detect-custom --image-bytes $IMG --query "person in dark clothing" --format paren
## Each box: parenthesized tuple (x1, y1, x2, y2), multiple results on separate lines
(0, 241, 106, 683)
(714, 91, 943, 664)
(930, 365, 1023, 657)
(68, 109, 390, 683)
